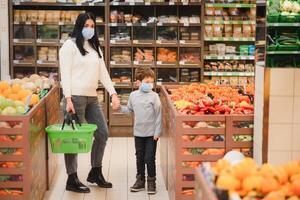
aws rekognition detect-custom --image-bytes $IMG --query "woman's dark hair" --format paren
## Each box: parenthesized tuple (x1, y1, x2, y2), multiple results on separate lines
(71, 12, 102, 58)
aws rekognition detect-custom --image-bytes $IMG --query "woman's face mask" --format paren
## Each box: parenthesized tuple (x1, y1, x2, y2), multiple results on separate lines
(82, 27, 94, 40)
(140, 82, 154, 93)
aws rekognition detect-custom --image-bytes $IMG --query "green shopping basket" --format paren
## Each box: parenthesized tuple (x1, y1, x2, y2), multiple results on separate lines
(46, 113, 97, 154)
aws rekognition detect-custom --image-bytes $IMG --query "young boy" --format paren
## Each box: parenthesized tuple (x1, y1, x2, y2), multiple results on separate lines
(121, 67, 162, 194)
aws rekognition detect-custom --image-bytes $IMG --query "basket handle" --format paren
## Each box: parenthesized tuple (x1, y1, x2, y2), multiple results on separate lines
(61, 112, 81, 130)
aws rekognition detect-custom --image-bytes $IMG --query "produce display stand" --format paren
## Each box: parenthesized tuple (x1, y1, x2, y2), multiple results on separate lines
(44, 86, 60, 189)
(195, 167, 218, 200)
(0, 85, 59, 200)
(160, 85, 253, 200)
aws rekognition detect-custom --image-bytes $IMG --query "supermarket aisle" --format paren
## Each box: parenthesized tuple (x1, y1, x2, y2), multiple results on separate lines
(43, 137, 169, 200)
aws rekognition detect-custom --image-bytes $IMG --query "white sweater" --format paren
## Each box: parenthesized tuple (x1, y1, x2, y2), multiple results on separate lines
(59, 39, 116, 97)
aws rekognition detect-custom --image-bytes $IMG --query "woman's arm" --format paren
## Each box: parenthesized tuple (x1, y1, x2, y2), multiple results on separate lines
(59, 40, 74, 98)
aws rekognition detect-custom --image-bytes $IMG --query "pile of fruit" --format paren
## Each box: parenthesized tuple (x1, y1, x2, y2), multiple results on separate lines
(0, 74, 52, 115)
(0, 162, 23, 169)
(0, 189, 23, 196)
(182, 135, 225, 142)
(182, 148, 225, 156)
(0, 148, 23, 156)
(170, 83, 254, 115)
(212, 158, 300, 200)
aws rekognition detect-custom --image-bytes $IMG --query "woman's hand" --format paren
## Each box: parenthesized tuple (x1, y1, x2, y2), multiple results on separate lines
(66, 97, 75, 113)
(111, 94, 120, 110)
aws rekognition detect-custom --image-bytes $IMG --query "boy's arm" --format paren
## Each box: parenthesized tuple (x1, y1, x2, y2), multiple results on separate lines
(120, 94, 133, 114)
(154, 94, 162, 137)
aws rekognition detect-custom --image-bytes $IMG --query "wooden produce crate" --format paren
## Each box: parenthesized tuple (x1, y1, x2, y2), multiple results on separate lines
(160, 85, 254, 200)
(0, 86, 60, 200)
(195, 167, 218, 200)
(44, 86, 60, 189)
(225, 115, 254, 157)
(0, 99, 47, 200)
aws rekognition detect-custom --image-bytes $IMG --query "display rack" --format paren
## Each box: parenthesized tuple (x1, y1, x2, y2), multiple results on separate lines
(203, 0, 256, 86)
(160, 85, 254, 200)
(0, 86, 60, 200)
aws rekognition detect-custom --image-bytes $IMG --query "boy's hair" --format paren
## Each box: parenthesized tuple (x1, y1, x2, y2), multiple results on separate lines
(135, 67, 155, 81)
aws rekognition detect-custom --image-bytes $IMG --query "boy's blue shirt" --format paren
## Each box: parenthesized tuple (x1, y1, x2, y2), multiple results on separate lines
(121, 89, 162, 137)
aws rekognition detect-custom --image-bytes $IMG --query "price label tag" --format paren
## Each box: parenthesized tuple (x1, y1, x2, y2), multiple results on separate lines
(110, 61, 116, 65)
(206, 56, 211, 59)
(89, 2, 95, 5)
(14, 2, 20, 5)
(157, 61, 162, 65)
(134, 61, 139, 65)
(111, 23, 117, 27)
(24, 95, 32, 111)
(241, 56, 246, 60)
(14, 21, 20, 25)
(180, 40, 186, 44)
(126, 23, 132, 26)
(25, 21, 31, 25)
(13, 39, 19, 43)
(183, 1, 188, 5)
(179, 61, 185, 65)
(225, 56, 230, 60)
(250, 56, 255, 60)
(130, 2, 135, 5)
(227, 73, 233, 76)
(145, 2, 151, 5)
(169, 1, 175, 5)
(141, 23, 147, 26)
(110, 40, 116, 44)
(233, 37, 239, 41)
(37, 21, 43, 25)
(36, 39, 42, 43)
(59, 21, 64, 25)
(113, 2, 119, 5)
(133, 40, 138, 44)
(156, 40, 162, 44)
(157, 22, 163, 26)
(156, 82, 162, 86)
(13, 60, 20, 64)
(76, 3, 82, 6)
(184, 22, 189, 26)
(37, 60, 43, 64)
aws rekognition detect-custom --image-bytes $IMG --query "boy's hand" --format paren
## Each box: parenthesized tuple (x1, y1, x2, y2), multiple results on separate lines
(153, 136, 159, 141)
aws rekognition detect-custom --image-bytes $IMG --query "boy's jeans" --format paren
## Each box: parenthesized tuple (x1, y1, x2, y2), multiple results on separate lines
(134, 136, 157, 178)
(63, 96, 108, 175)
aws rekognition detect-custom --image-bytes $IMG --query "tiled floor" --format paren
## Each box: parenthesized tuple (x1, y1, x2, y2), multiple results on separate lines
(43, 137, 169, 200)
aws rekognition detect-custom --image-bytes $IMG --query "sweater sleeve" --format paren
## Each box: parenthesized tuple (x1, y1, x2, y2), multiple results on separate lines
(98, 48, 117, 96)
(153, 93, 162, 137)
(59, 39, 74, 98)
(120, 93, 133, 114)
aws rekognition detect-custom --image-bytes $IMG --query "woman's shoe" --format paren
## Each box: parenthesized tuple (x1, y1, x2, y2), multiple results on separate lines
(87, 167, 113, 188)
(66, 173, 90, 193)
(130, 175, 145, 192)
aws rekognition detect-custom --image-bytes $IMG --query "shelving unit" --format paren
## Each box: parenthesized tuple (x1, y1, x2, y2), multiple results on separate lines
(203, 0, 256, 85)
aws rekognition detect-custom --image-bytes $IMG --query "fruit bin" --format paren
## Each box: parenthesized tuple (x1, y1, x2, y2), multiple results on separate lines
(159, 85, 254, 200)
(0, 85, 59, 200)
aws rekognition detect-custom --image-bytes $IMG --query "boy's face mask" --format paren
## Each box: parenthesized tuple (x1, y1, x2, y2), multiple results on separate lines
(140, 83, 154, 93)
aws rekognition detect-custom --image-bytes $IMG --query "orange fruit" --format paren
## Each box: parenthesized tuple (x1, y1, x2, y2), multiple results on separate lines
(2, 88, 12, 98)
(8, 94, 19, 101)
(11, 84, 21, 94)
(17, 89, 32, 100)
(30, 94, 39, 106)
(0, 81, 10, 91)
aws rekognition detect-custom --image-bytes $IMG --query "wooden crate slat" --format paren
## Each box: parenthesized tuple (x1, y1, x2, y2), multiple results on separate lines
(181, 141, 225, 148)
(0, 181, 23, 188)
(0, 155, 24, 162)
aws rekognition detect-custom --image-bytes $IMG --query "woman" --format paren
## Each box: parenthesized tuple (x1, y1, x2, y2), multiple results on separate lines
(59, 13, 120, 193)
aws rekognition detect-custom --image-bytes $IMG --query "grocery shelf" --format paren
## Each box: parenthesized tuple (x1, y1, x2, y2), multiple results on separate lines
(267, 51, 300, 55)
(267, 23, 300, 27)
(204, 55, 255, 60)
(109, 1, 201, 6)
(204, 71, 255, 76)
(204, 37, 255, 42)
(205, 3, 256, 8)
(13, 1, 106, 6)
(205, 20, 255, 25)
